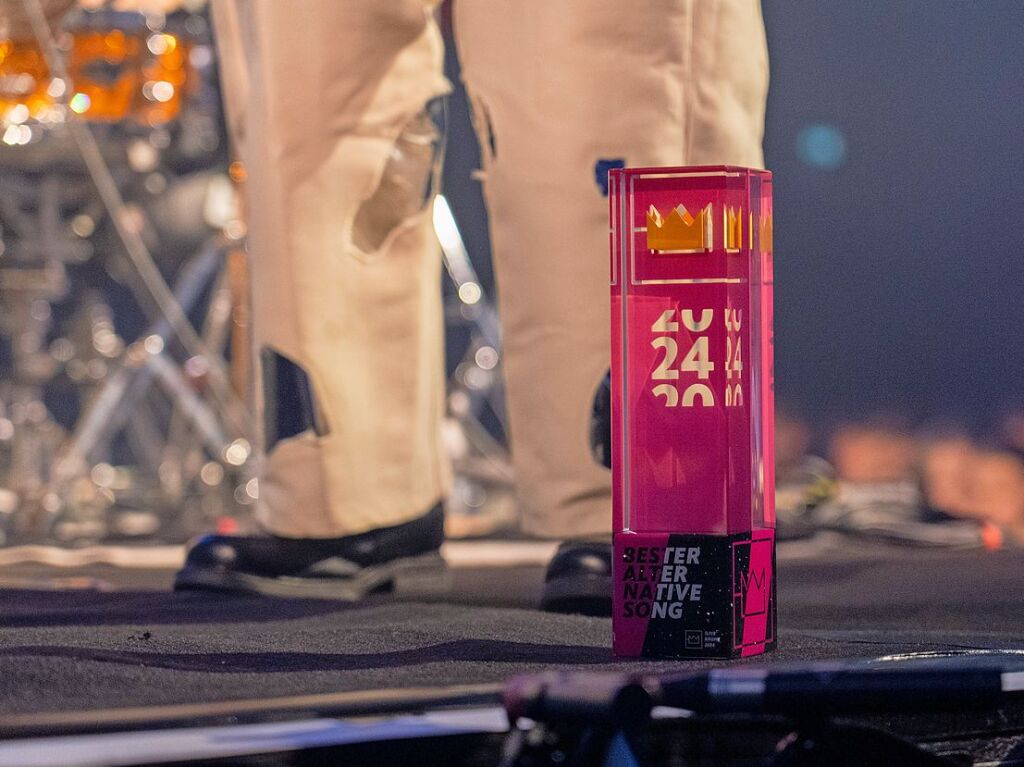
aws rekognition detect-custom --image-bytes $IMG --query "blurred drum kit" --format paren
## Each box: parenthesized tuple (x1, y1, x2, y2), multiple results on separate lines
(0, 0, 513, 547)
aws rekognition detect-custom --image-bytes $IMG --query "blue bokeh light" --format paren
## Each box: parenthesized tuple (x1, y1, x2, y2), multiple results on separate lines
(796, 123, 848, 169)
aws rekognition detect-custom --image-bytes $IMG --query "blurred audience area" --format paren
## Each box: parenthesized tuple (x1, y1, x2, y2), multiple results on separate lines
(776, 408, 1024, 546)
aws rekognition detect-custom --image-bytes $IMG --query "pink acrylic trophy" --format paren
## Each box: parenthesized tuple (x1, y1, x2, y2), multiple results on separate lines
(609, 166, 775, 659)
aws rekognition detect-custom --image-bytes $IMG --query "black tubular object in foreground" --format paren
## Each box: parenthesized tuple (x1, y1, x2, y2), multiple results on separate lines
(503, 672, 652, 729)
(501, 658, 1024, 725)
(654, 660, 1024, 716)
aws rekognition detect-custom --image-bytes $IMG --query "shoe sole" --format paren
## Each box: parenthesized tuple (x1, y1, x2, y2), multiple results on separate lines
(173, 552, 451, 601)
(540, 574, 612, 617)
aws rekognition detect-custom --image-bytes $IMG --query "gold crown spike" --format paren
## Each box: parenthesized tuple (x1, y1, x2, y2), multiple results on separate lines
(646, 203, 712, 253)
(759, 213, 773, 252)
(724, 206, 744, 252)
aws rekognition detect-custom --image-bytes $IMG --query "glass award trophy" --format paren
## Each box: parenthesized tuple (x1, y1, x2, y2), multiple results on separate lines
(609, 166, 775, 658)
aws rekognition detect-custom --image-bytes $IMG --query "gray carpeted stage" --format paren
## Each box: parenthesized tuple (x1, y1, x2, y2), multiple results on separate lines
(0, 543, 1021, 717)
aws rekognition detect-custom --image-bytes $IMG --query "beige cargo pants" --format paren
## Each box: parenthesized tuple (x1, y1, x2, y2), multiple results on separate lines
(211, 0, 769, 539)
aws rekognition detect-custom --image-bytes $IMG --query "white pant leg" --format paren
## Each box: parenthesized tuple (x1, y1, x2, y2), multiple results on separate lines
(454, 0, 768, 538)
(212, 0, 451, 537)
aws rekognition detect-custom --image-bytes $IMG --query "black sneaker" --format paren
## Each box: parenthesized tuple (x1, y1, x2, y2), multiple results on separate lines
(540, 540, 612, 616)
(174, 503, 449, 599)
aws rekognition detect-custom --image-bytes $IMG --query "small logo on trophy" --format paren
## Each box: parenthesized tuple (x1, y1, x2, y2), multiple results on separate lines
(759, 212, 773, 252)
(724, 206, 744, 252)
(646, 203, 712, 253)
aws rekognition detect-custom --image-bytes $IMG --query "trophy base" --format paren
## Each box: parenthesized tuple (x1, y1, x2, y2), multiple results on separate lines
(612, 529, 776, 659)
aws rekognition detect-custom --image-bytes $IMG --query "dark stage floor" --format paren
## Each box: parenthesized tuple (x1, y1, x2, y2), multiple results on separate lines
(0, 543, 1021, 717)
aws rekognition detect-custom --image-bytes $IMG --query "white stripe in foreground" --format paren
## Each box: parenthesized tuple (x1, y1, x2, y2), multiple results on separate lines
(0, 707, 510, 767)
(1002, 671, 1024, 692)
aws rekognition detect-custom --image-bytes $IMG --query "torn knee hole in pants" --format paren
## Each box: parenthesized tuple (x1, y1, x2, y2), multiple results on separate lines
(262, 347, 329, 452)
(351, 97, 446, 254)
